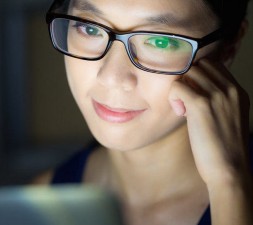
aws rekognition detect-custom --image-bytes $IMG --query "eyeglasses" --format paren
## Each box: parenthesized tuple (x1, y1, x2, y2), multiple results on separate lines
(46, 13, 225, 75)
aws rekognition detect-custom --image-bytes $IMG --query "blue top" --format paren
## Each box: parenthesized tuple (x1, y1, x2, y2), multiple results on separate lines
(51, 140, 213, 225)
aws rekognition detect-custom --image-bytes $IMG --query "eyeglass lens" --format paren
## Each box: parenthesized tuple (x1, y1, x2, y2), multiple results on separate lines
(51, 18, 194, 73)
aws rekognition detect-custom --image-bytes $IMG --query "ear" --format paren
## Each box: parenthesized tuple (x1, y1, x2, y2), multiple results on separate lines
(221, 19, 249, 68)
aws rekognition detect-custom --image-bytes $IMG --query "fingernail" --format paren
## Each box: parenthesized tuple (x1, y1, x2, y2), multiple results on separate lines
(170, 100, 186, 116)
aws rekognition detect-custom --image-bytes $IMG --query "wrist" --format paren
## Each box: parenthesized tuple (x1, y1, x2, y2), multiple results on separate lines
(207, 174, 253, 225)
(205, 159, 252, 190)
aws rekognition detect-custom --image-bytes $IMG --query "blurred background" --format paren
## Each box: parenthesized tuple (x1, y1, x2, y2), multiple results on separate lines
(0, 0, 253, 185)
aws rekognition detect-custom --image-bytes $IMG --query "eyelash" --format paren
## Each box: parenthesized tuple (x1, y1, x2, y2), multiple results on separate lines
(72, 22, 102, 37)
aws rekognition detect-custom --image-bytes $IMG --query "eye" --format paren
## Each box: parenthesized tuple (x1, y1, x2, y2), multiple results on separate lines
(73, 22, 103, 37)
(145, 36, 180, 50)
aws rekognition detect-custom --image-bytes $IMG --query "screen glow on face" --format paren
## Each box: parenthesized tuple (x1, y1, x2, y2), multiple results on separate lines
(144, 36, 180, 51)
(50, 15, 219, 74)
(66, 20, 194, 72)
(73, 22, 104, 37)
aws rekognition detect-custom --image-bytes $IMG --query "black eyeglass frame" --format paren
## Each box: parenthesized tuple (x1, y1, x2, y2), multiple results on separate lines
(46, 12, 227, 75)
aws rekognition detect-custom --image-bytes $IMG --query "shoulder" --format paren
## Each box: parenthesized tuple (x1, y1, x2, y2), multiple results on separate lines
(83, 146, 110, 184)
(31, 140, 100, 185)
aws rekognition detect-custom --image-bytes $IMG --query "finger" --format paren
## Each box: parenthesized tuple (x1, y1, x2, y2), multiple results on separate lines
(196, 58, 240, 87)
(170, 99, 186, 116)
(182, 65, 219, 95)
(198, 59, 248, 107)
(184, 58, 232, 93)
(168, 79, 202, 117)
(183, 58, 244, 103)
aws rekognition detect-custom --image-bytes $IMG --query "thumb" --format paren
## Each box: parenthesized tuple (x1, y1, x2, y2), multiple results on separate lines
(168, 79, 198, 117)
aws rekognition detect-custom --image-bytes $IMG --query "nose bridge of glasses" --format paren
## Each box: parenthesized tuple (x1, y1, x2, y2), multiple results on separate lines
(104, 33, 130, 59)
(107, 33, 135, 63)
(113, 33, 131, 51)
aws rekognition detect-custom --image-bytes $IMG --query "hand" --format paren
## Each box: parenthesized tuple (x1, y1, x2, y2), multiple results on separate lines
(168, 58, 251, 187)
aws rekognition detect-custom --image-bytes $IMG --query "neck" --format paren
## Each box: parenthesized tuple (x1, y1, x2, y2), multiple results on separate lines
(107, 123, 205, 207)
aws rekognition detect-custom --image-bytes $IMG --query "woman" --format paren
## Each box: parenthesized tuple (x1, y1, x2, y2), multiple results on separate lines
(36, 0, 253, 224)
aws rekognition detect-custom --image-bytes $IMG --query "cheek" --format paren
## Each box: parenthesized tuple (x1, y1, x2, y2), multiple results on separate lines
(64, 56, 100, 102)
(137, 74, 185, 135)
(139, 74, 179, 114)
(64, 57, 185, 150)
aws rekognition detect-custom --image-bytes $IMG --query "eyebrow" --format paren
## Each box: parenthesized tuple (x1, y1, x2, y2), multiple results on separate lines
(72, 0, 103, 15)
(147, 13, 194, 29)
(72, 0, 197, 30)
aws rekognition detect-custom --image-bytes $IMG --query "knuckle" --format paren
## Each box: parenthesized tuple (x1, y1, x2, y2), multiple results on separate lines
(227, 84, 239, 99)
(195, 96, 210, 110)
(212, 89, 225, 101)
(227, 84, 250, 105)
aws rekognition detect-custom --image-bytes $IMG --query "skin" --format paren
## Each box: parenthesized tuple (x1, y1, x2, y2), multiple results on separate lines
(34, 0, 253, 224)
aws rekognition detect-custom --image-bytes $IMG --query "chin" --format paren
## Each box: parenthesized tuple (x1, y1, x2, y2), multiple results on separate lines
(82, 101, 187, 152)
(90, 127, 145, 152)
(88, 119, 186, 152)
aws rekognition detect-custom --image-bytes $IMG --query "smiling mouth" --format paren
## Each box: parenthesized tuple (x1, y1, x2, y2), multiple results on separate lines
(92, 100, 146, 123)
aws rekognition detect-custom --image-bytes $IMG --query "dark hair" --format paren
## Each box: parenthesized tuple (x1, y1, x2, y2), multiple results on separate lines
(204, 0, 250, 34)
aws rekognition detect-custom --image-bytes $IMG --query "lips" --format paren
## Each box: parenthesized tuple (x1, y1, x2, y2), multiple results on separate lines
(92, 100, 146, 123)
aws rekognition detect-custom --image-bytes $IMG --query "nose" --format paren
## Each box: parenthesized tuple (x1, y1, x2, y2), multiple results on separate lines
(97, 42, 137, 92)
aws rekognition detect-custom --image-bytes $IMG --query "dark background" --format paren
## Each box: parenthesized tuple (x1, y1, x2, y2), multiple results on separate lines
(0, 0, 253, 185)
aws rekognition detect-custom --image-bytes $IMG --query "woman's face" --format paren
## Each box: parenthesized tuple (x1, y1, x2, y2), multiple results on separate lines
(64, 0, 219, 151)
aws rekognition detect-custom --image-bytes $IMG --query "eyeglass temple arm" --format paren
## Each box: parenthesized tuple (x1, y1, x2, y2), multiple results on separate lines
(198, 28, 227, 49)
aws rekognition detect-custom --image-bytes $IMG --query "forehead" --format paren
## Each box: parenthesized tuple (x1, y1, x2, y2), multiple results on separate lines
(65, 0, 218, 34)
